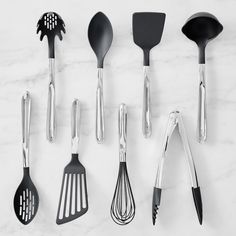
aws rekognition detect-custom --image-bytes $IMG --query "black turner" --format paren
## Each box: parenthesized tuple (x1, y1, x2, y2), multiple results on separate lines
(56, 99, 88, 224)
(133, 12, 166, 138)
(13, 92, 39, 225)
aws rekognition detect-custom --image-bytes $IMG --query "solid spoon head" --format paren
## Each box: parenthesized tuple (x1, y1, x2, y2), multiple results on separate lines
(13, 168, 39, 225)
(88, 12, 113, 68)
(182, 12, 223, 45)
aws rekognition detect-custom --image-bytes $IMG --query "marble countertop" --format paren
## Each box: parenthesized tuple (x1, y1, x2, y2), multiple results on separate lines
(0, 0, 235, 235)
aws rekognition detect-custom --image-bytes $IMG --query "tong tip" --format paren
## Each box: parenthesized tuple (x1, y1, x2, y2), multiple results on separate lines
(192, 187, 203, 225)
(152, 187, 162, 226)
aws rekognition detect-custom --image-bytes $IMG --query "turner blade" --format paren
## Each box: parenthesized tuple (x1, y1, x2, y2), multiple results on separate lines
(56, 170, 88, 224)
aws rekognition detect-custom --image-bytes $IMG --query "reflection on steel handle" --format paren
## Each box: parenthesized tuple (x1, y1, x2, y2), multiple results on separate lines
(154, 112, 177, 188)
(46, 59, 56, 142)
(143, 66, 151, 138)
(197, 64, 206, 143)
(96, 68, 104, 143)
(71, 99, 80, 154)
(119, 104, 127, 162)
(22, 91, 31, 168)
(178, 111, 199, 188)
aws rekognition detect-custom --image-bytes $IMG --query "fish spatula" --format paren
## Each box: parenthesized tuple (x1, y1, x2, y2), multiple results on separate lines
(56, 99, 88, 224)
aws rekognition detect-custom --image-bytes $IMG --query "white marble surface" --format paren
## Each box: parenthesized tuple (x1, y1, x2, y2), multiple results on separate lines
(0, 0, 235, 235)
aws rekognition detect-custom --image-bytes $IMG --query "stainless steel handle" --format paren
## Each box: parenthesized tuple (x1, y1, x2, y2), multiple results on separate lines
(119, 104, 127, 162)
(22, 91, 31, 168)
(142, 66, 152, 138)
(71, 99, 80, 154)
(46, 58, 56, 142)
(154, 111, 177, 188)
(96, 68, 104, 143)
(178, 111, 199, 188)
(197, 64, 206, 143)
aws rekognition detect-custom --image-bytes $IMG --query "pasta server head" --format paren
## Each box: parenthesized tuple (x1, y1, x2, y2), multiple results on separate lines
(37, 12, 65, 58)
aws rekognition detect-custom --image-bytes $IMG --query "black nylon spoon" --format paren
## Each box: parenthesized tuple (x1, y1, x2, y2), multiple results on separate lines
(88, 12, 113, 143)
(133, 12, 166, 138)
(37, 12, 65, 142)
(182, 12, 223, 143)
(13, 92, 39, 225)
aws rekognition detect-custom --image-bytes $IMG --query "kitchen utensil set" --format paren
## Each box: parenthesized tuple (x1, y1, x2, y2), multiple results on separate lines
(13, 10, 223, 226)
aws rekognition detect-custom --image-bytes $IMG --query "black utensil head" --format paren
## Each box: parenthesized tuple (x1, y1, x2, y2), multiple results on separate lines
(56, 154, 88, 224)
(132, 12, 166, 66)
(37, 12, 65, 58)
(182, 12, 223, 45)
(13, 168, 39, 225)
(88, 12, 113, 68)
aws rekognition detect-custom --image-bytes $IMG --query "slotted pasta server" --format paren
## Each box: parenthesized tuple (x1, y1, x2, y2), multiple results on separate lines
(56, 99, 88, 224)
(37, 12, 66, 142)
(13, 92, 39, 225)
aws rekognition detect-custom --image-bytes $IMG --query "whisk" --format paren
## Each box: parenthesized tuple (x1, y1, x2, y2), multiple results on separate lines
(110, 104, 135, 225)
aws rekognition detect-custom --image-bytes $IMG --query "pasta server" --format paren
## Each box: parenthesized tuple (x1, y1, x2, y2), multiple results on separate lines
(37, 12, 66, 142)
(152, 111, 202, 225)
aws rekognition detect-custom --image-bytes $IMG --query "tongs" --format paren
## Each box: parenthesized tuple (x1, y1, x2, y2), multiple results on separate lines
(152, 111, 203, 225)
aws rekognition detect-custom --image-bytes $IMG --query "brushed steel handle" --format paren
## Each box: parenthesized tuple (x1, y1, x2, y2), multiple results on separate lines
(22, 91, 31, 168)
(71, 99, 81, 154)
(96, 68, 104, 143)
(197, 64, 207, 143)
(118, 104, 127, 162)
(142, 66, 151, 138)
(46, 59, 56, 142)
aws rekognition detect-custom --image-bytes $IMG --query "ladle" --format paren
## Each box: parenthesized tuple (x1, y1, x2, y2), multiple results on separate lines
(182, 12, 223, 143)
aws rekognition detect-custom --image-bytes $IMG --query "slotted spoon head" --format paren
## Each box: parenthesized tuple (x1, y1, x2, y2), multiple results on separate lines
(13, 168, 39, 225)
(37, 12, 65, 58)
(56, 154, 88, 225)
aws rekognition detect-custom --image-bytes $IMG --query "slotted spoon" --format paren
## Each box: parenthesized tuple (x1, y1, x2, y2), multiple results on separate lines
(13, 92, 39, 225)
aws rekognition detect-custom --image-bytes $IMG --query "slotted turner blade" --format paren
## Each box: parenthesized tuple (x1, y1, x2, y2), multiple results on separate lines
(56, 100, 88, 224)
